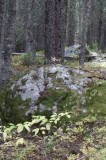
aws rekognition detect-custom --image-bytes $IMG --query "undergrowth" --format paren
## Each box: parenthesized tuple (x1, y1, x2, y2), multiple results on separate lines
(0, 110, 106, 160)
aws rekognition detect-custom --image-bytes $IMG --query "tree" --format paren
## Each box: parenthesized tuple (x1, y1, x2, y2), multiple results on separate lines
(66, 0, 76, 46)
(0, 0, 6, 89)
(79, 0, 92, 69)
(0, 0, 16, 89)
(25, 0, 36, 54)
(44, 0, 65, 64)
(87, 0, 106, 51)
(98, 0, 105, 50)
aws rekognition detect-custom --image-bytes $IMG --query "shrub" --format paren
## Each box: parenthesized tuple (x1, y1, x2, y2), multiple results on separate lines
(20, 54, 39, 66)
(88, 43, 98, 52)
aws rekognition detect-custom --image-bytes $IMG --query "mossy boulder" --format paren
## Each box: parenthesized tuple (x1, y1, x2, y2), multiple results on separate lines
(0, 64, 96, 124)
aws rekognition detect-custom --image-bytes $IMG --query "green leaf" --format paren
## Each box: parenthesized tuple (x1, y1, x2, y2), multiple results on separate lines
(40, 127, 46, 130)
(32, 128, 39, 135)
(16, 138, 26, 146)
(40, 118, 48, 125)
(42, 131, 45, 135)
(31, 119, 39, 125)
(8, 123, 14, 126)
(3, 132, 7, 142)
(59, 113, 65, 117)
(17, 124, 24, 133)
(46, 123, 51, 131)
(24, 124, 30, 132)
(9, 125, 16, 131)
(66, 115, 71, 118)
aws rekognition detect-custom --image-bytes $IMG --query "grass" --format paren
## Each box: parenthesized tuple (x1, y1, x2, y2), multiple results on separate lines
(64, 59, 106, 70)
(85, 61, 106, 69)
(85, 82, 106, 116)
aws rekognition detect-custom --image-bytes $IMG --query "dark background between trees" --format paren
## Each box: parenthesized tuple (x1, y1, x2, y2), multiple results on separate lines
(15, 0, 106, 53)
(0, 0, 106, 88)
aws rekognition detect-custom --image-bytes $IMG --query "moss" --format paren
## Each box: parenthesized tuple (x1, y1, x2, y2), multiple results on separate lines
(21, 79, 27, 86)
(32, 73, 38, 80)
(0, 86, 30, 124)
(85, 82, 106, 116)
(36, 88, 79, 115)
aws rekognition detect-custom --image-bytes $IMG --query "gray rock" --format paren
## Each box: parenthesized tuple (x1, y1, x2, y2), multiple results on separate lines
(64, 45, 100, 62)
(39, 104, 47, 112)
(12, 65, 90, 108)
(13, 69, 45, 101)
(64, 44, 81, 58)
(2, 64, 96, 123)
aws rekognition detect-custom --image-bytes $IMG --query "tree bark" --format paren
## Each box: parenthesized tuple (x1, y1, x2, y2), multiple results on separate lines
(0, 0, 16, 89)
(98, 0, 104, 50)
(26, 0, 36, 54)
(0, 0, 6, 89)
(79, 0, 91, 69)
(66, 0, 76, 46)
(44, 0, 65, 64)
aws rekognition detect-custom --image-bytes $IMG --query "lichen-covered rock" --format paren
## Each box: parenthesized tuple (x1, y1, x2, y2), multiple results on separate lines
(0, 64, 94, 124)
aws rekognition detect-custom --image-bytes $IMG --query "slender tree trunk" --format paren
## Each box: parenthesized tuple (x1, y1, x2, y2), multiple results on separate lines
(79, 0, 91, 69)
(77, 0, 83, 43)
(44, 0, 65, 64)
(0, 0, 5, 89)
(0, 0, 16, 89)
(26, 0, 36, 54)
(66, 0, 76, 46)
(0, 1, 5, 60)
(98, 0, 104, 50)
(55, 0, 65, 63)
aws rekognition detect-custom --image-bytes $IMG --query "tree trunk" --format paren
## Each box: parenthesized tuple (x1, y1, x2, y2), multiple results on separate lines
(98, 0, 104, 50)
(0, 0, 5, 89)
(44, 0, 65, 64)
(0, 0, 16, 89)
(79, 0, 91, 69)
(66, 0, 76, 46)
(26, 0, 36, 54)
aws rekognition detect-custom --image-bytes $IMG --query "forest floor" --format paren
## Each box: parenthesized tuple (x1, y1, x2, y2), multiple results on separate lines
(0, 55, 106, 160)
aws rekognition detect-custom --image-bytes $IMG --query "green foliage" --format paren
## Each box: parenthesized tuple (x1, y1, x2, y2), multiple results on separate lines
(88, 43, 98, 52)
(36, 88, 78, 115)
(0, 112, 72, 142)
(20, 54, 44, 66)
(0, 87, 30, 124)
(16, 138, 27, 147)
(85, 82, 106, 115)
(20, 54, 36, 66)
(12, 55, 22, 66)
(1, 112, 106, 159)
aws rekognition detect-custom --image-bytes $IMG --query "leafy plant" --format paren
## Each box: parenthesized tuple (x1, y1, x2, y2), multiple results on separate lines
(0, 112, 72, 142)
(88, 43, 98, 52)
(1, 112, 106, 160)
(20, 54, 39, 66)
(20, 53, 45, 66)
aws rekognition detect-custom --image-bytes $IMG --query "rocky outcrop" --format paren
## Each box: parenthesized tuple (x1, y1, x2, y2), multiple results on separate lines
(0, 65, 95, 124)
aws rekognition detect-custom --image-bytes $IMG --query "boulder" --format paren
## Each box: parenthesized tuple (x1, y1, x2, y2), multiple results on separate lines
(64, 45, 100, 61)
(0, 65, 94, 124)
(64, 45, 81, 58)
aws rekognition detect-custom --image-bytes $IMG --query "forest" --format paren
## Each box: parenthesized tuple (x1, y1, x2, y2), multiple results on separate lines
(0, 0, 106, 159)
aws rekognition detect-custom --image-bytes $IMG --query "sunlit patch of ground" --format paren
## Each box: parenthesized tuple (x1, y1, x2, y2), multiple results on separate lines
(85, 61, 106, 69)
